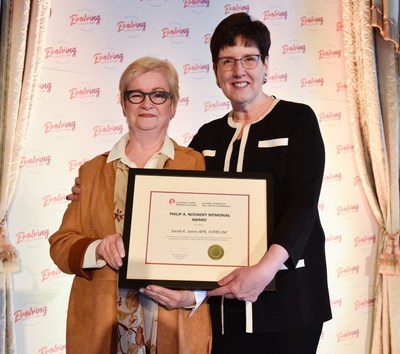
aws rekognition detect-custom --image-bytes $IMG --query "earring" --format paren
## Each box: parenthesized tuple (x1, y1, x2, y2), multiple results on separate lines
(262, 73, 268, 84)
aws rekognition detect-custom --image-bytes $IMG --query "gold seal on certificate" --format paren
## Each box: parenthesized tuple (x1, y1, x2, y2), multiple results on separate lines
(208, 244, 224, 260)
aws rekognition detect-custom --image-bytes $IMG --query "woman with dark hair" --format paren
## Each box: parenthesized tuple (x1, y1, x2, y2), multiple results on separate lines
(186, 12, 332, 354)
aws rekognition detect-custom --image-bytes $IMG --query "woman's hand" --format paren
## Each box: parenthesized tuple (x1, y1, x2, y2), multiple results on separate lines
(96, 233, 125, 270)
(140, 285, 196, 310)
(66, 176, 81, 201)
(207, 263, 273, 302)
(207, 244, 289, 302)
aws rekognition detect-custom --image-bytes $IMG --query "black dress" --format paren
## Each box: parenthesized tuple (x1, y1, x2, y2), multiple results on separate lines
(189, 99, 332, 354)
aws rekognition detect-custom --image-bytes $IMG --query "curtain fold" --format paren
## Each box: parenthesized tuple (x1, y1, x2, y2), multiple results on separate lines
(342, 0, 400, 353)
(371, 0, 400, 52)
(0, 1, 51, 353)
(371, 31, 400, 354)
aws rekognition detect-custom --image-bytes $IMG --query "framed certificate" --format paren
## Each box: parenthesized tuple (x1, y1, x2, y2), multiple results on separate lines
(119, 169, 274, 291)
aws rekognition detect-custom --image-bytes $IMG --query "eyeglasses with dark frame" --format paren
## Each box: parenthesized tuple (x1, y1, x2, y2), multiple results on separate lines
(216, 55, 261, 71)
(124, 90, 172, 105)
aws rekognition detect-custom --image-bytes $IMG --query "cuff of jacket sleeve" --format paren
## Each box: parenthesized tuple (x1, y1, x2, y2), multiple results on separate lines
(69, 238, 99, 279)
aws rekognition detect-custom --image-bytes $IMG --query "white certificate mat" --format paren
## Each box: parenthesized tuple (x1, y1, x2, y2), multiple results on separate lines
(119, 169, 274, 290)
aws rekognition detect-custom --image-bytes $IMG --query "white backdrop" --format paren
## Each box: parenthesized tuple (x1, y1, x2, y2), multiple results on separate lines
(8, 1, 379, 353)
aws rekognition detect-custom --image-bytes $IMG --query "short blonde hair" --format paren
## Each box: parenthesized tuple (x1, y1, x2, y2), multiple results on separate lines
(119, 56, 180, 107)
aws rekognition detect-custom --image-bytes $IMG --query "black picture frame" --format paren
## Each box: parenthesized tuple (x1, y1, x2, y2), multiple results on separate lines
(118, 168, 275, 291)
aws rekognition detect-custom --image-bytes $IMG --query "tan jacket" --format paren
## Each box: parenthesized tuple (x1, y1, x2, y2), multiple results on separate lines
(49, 142, 211, 354)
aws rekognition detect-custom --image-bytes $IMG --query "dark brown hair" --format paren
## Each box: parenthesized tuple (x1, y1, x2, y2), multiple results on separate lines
(210, 12, 271, 64)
